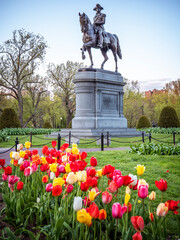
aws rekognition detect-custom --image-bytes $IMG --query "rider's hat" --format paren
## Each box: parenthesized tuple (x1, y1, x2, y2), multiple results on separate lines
(93, 4, 103, 11)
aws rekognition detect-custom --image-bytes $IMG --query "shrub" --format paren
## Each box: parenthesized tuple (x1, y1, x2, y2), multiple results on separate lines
(158, 106, 180, 128)
(43, 121, 52, 128)
(0, 108, 20, 129)
(136, 115, 151, 129)
(129, 143, 180, 155)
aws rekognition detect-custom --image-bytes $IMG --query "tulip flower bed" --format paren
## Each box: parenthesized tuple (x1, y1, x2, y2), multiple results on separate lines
(0, 141, 180, 240)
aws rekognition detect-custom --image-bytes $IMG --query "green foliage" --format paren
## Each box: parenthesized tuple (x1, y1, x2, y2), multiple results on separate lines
(0, 130, 10, 142)
(158, 106, 180, 128)
(43, 121, 52, 129)
(129, 143, 180, 155)
(1, 128, 57, 135)
(136, 115, 151, 129)
(0, 108, 21, 129)
(138, 127, 180, 134)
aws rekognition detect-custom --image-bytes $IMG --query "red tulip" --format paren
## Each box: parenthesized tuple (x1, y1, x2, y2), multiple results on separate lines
(165, 200, 180, 214)
(81, 181, 89, 191)
(32, 149, 38, 155)
(52, 140, 57, 148)
(122, 175, 133, 186)
(113, 175, 123, 188)
(138, 185, 148, 199)
(89, 203, 99, 219)
(60, 143, 69, 151)
(102, 165, 115, 175)
(155, 179, 167, 192)
(91, 177, 98, 187)
(17, 181, 24, 190)
(76, 160, 87, 171)
(131, 216, 144, 232)
(102, 191, 113, 204)
(149, 212, 154, 221)
(87, 167, 96, 177)
(107, 181, 118, 193)
(4, 166, 12, 175)
(81, 152, 87, 160)
(40, 164, 49, 172)
(132, 232, 142, 240)
(0, 159, 5, 167)
(99, 209, 107, 220)
(124, 202, 132, 212)
(42, 175, 48, 183)
(52, 185, 62, 196)
(90, 156, 97, 167)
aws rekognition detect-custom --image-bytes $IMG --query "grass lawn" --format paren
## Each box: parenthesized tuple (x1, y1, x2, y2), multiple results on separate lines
(0, 133, 179, 148)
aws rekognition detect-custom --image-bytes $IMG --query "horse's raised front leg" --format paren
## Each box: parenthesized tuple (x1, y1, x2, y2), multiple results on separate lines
(86, 47, 93, 68)
(100, 49, 108, 70)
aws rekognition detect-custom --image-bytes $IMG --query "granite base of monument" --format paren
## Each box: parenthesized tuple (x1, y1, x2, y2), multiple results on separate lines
(59, 68, 140, 139)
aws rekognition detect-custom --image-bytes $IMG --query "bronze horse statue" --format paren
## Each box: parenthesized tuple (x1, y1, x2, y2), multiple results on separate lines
(79, 12, 122, 72)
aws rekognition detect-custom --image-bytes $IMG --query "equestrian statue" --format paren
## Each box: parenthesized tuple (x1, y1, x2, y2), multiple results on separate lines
(79, 4, 122, 72)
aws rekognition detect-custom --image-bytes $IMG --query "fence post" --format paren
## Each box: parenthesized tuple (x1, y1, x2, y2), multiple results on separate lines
(149, 133, 151, 143)
(58, 133, 61, 150)
(173, 131, 176, 145)
(101, 133, 104, 151)
(142, 131, 145, 143)
(69, 131, 71, 146)
(107, 131, 110, 147)
(30, 132, 32, 146)
(15, 137, 19, 152)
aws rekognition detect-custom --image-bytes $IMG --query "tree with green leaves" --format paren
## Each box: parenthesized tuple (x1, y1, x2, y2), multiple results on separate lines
(0, 29, 48, 127)
(47, 61, 84, 128)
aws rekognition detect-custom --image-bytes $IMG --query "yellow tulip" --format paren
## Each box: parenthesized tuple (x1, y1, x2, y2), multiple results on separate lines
(138, 200, 141, 203)
(66, 172, 78, 185)
(25, 141, 31, 149)
(149, 191, 156, 200)
(19, 151, 26, 158)
(124, 193, 130, 206)
(10, 159, 14, 164)
(72, 147, 79, 155)
(65, 163, 71, 173)
(135, 165, 145, 176)
(10, 151, 13, 159)
(72, 143, 77, 148)
(50, 163, 58, 173)
(53, 177, 65, 186)
(41, 157, 47, 164)
(96, 169, 102, 178)
(76, 170, 87, 182)
(77, 209, 92, 226)
(66, 148, 72, 153)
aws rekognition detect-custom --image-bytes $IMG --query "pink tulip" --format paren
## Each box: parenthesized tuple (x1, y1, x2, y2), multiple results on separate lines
(113, 169, 122, 176)
(113, 175, 123, 188)
(46, 183, 53, 192)
(138, 185, 148, 199)
(112, 202, 127, 218)
(59, 165, 66, 173)
(102, 191, 113, 204)
(8, 175, 20, 191)
(23, 160, 30, 168)
(24, 167, 31, 177)
(2, 172, 8, 181)
(66, 184, 74, 193)
(31, 163, 38, 173)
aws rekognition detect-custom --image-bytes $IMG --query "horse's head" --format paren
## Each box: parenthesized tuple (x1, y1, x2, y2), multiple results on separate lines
(79, 12, 90, 33)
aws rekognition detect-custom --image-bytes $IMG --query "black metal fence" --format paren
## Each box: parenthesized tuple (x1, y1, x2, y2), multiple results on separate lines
(0, 131, 179, 155)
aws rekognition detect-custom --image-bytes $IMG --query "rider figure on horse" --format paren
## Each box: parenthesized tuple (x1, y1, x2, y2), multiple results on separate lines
(93, 4, 107, 48)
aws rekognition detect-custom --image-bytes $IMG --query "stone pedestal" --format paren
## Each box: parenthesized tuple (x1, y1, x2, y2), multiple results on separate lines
(72, 68, 127, 129)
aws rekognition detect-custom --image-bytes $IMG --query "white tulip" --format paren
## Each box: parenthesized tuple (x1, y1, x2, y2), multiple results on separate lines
(73, 197, 82, 211)
(129, 174, 137, 186)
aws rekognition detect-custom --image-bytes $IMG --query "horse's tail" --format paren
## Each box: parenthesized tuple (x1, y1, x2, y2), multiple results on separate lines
(113, 34, 122, 59)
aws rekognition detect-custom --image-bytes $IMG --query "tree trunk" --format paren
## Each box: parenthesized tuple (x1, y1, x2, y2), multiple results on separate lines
(18, 96, 24, 127)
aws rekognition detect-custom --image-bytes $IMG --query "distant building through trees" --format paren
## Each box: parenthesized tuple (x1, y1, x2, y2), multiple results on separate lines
(145, 88, 168, 98)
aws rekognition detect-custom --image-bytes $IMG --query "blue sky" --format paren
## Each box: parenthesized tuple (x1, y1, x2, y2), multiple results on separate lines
(0, 0, 180, 91)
